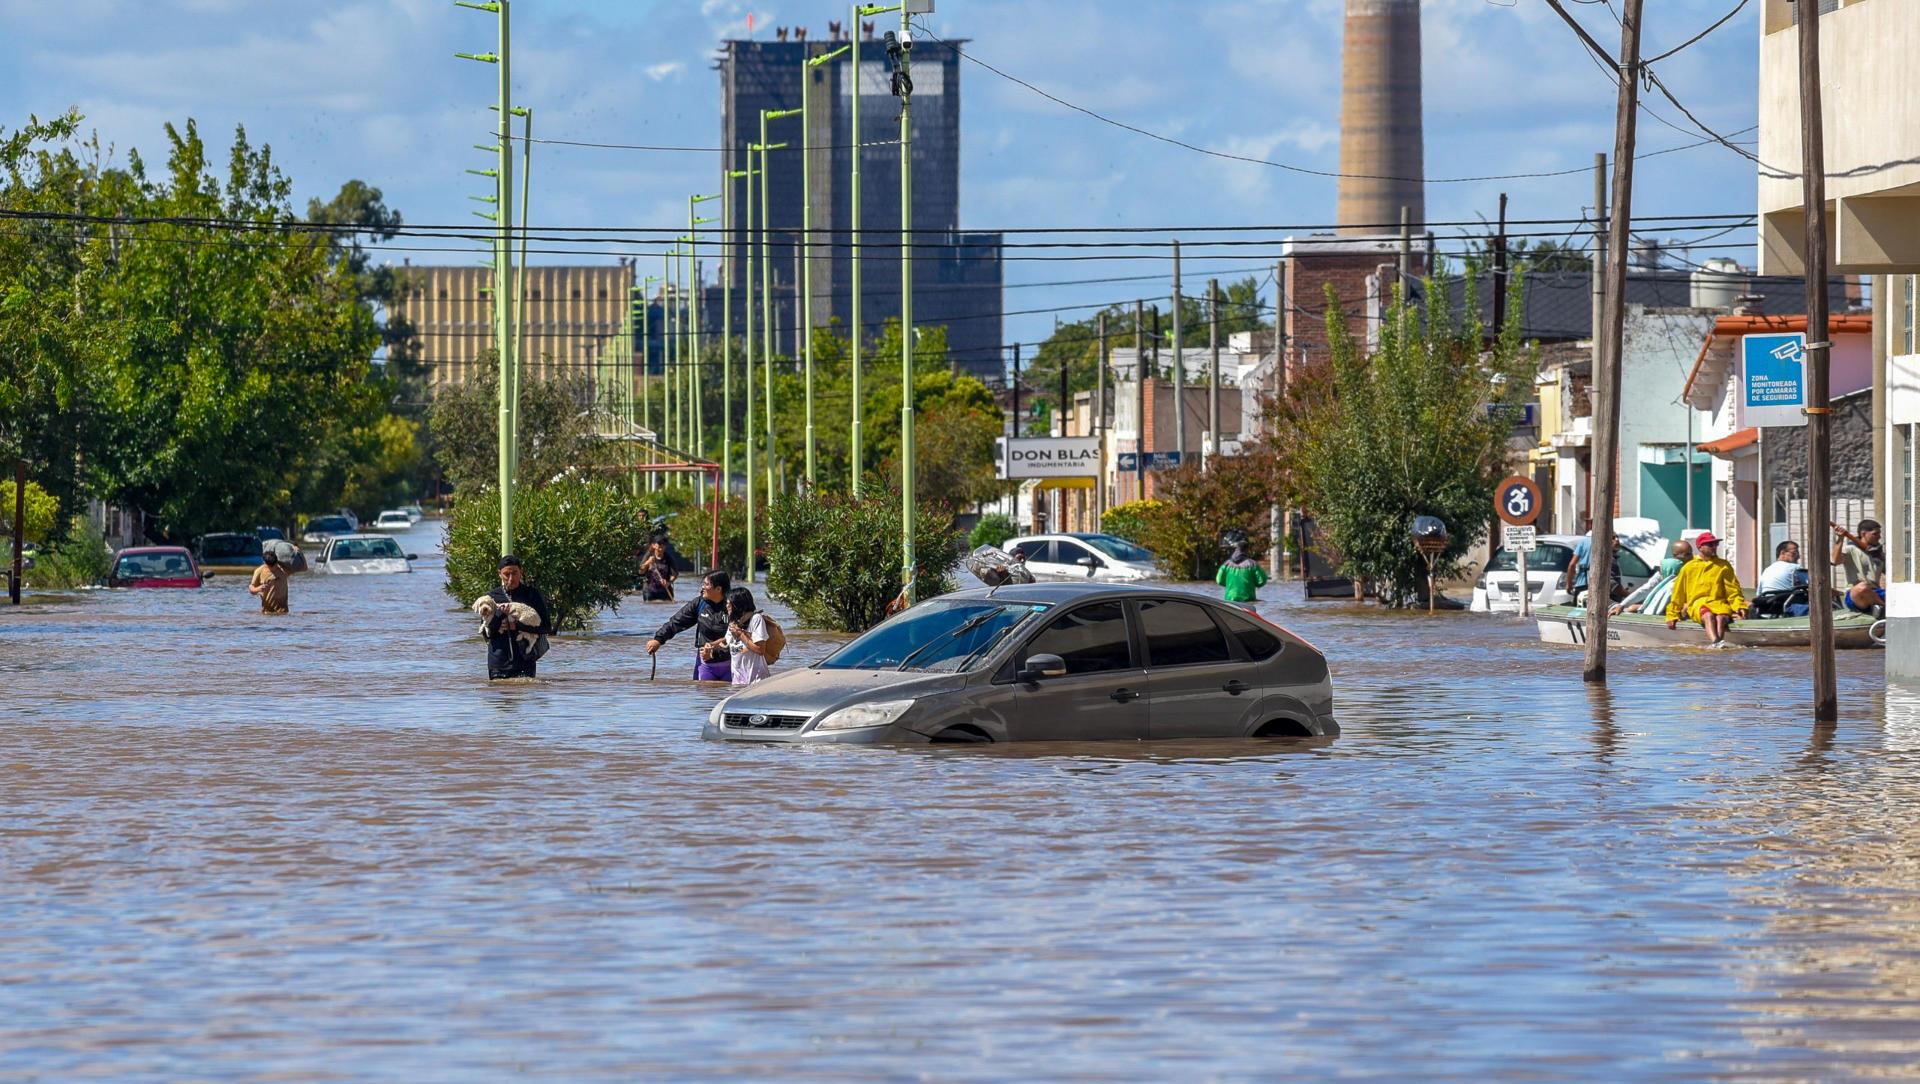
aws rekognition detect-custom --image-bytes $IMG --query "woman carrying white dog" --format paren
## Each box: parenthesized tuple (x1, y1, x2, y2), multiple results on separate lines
(484, 554, 552, 680)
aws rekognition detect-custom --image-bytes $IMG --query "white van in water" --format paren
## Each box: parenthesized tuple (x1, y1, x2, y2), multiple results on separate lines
(314, 534, 416, 575)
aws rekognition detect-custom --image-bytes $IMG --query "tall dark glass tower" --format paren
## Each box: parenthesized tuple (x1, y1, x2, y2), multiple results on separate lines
(717, 29, 1004, 380)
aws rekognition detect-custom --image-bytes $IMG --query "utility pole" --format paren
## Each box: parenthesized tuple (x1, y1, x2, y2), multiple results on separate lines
(1172, 240, 1186, 468)
(744, 145, 758, 577)
(1134, 300, 1146, 499)
(1274, 259, 1288, 575)
(9, 460, 22, 605)
(1095, 310, 1108, 521)
(1398, 205, 1412, 286)
(1547, 0, 1644, 684)
(1012, 344, 1022, 526)
(803, 46, 849, 488)
(1798, 0, 1837, 721)
(1492, 193, 1509, 339)
(1207, 278, 1221, 471)
(757, 110, 796, 501)
(895, 2, 917, 605)
(1591, 152, 1607, 425)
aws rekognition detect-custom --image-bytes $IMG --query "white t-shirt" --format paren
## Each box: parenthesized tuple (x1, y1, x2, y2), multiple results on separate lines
(1757, 559, 1804, 594)
(727, 613, 771, 685)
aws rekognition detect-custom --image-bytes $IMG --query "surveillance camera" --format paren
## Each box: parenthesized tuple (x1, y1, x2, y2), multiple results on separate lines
(883, 29, 913, 59)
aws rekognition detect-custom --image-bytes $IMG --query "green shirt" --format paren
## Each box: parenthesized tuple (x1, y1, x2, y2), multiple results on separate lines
(1839, 542, 1878, 586)
(1216, 559, 1268, 603)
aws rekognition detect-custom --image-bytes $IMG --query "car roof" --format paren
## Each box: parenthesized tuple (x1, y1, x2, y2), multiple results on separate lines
(940, 582, 1207, 605)
(199, 531, 251, 539)
(328, 533, 392, 542)
(120, 546, 191, 555)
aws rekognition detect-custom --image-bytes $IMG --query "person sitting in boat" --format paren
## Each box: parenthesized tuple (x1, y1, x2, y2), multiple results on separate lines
(1612, 539, 1692, 615)
(1754, 540, 1811, 618)
(1831, 519, 1885, 619)
(1664, 532, 1747, 648)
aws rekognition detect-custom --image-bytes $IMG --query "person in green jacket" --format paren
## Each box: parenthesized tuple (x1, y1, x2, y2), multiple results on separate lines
(1216, 545, 1268, 607)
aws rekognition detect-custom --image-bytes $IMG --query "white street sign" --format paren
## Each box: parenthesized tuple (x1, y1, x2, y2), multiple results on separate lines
(1503, 525, 1538, 552)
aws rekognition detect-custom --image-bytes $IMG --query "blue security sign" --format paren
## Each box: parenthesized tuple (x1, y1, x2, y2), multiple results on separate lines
(1739, 332, 1807, 428)
(1116, 451, 1183, 472)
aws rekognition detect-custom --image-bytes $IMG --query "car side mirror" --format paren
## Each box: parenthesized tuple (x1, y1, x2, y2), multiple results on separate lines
(1077, 556, 1102, 571)
(1016, 653, 1069, 683)
(201, 570, 213, 579)
(406, 554, 419, 561)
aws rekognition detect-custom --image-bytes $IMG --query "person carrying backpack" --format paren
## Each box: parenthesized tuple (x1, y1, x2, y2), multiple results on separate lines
(645, 570, 735, 681)
(724, 587, 785, 686)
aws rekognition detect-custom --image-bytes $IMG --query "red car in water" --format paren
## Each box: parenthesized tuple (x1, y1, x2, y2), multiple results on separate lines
(107, 546, 209, 589)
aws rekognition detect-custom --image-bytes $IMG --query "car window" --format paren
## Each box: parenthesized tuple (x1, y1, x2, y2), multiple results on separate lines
(1616, 549, 1652, 578)
(1082, 534, 1154, 563)
(1054, 540, 1096, 566)
(1217, 610, 1283, 661)
(1486, 543, 1574, 574)
(1022, 601, 1132, 674)
(1020, 540, 1054, 564)
(1138, 599, 1233, 668)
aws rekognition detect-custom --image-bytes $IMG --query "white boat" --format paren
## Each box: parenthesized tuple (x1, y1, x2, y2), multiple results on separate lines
(1535, 604, 1881, 649)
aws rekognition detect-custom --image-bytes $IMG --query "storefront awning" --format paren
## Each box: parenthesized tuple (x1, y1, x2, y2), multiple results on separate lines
(1696, 427, 1759, 456)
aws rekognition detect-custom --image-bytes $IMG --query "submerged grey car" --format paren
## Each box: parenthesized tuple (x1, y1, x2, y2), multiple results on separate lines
(704, 583, 1337, 744)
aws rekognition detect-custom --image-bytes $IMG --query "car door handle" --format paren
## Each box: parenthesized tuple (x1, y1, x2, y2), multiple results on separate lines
(1110, 688, 1142, 703)
(1222, 680, 1252, 695)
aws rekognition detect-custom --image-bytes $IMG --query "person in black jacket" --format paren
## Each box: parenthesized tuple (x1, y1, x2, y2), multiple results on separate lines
(645, 569, 733, 681)
(486, 554, 553, 680)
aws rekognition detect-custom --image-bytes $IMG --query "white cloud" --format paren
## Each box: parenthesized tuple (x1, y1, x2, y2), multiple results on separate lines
(646, 61, 686, 81)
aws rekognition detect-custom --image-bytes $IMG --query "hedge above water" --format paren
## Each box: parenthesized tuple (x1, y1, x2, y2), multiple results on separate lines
(442, 479, 648, 632)
(765, 492, 961, 633)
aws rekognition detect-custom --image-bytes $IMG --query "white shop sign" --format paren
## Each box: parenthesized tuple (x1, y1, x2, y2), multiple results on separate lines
(996, 436, 1100, 479)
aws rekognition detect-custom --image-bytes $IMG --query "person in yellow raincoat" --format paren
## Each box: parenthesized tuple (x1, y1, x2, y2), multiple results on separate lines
(1664, 532, 1748, 648)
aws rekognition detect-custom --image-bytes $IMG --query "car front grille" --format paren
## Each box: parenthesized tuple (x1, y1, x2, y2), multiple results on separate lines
(723, 712, 809, 731)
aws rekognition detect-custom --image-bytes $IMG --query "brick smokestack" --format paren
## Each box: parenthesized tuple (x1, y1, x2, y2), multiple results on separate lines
(1336, 0, 1424, 235)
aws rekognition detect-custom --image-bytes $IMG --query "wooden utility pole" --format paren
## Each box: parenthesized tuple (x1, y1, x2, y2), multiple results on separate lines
(1207, 278, 1221, 471)
(1492, 193, 1509, 338)
(1095, 310, 1108, 520)
(10, 460, 23, 605)
(1798, 0, 1837, 720)
(1134, 300, 1147, 499)
(1547, 0, 1644, 683)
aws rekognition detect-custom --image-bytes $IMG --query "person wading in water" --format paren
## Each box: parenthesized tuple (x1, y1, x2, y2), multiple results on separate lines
(485, 554, 552, 680)
(645, 570, 734, 681)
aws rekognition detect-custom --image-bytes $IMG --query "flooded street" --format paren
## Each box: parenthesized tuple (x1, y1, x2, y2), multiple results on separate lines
(3, 519, 1914, 1081)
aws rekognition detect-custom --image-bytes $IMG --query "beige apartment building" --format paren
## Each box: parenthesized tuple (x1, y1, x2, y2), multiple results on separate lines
(1757, 0, 1920, 676)
(391, 262, 634, 390)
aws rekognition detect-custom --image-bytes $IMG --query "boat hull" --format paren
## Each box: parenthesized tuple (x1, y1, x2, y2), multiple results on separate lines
(1534, 605, 1880, 649)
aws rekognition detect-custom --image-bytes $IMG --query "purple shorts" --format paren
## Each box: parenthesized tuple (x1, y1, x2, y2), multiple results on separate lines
(696, 658, 733, 682)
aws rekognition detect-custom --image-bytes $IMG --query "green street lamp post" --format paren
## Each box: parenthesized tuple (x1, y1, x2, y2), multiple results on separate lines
(757, 109, 797, 504)
(804, 44, 850, 487)
(723, 169, 754, 504)
(691, 195, 721, 468)
(455, 0, 516, 553)
(743, 150, 759, 580)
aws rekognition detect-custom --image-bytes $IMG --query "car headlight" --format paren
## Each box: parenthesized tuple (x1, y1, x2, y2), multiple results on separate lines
(708, 700, 728, 727)
(813, 699, 915, 732)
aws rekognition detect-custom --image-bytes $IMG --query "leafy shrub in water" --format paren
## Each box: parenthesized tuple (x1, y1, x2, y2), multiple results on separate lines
(443, 479, 648, 631)
(765, 491, 961, 632)
(25, 518, 114, 589)
(968, 512, 1016, 551)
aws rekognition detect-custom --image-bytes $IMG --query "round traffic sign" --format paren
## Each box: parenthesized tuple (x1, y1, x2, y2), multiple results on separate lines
(1496, 475, 1542, 527)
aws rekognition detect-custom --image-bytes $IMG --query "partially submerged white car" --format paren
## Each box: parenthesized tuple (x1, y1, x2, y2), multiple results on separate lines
(314, 534, 416, 575)
(371, 510, 413, 532)
(1470, 532, 1655, 613)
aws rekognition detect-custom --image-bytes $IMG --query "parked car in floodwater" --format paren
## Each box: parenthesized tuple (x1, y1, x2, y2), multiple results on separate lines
(1001, 532, 1163, 583)
(313, 534, 416, 575)
(300, 516, 356, 545)
(706, 582, 1335, 745)
(371, 511, 413, 532)
(1470, 534, 1655, 612)
(108, 546, 208, 589)
(194, 532, 265, 575)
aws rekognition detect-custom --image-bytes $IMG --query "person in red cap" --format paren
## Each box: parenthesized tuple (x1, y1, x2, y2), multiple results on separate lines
(1664, 532, 1747, 647)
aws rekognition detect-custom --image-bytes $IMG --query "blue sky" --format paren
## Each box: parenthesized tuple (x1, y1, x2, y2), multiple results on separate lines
(1, 0, 1764, 353)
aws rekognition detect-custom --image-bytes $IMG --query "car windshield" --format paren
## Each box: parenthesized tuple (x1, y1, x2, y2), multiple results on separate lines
(818, 600, 1051, 672)
(200, 535, 261, 559)
(380, 512, 408, 522)
(116, 552, 191, 578)
(1081, 534, 1154, 563)
(1486, 543, 1575, 574)
(305, 517, 351, 534)
(334, 537, 404, 560)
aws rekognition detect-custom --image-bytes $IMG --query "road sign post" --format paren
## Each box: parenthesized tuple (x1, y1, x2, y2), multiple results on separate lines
(1496, 475, 1543, 619)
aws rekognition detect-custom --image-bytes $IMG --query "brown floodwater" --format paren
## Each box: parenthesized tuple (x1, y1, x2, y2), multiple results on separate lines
(3, 519, 1914, 1080)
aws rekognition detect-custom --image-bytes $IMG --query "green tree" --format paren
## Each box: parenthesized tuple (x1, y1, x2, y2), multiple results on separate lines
(1300, 274, 1535, 606)
(764, 489, 961, 632)
(0, 479, 59, 543)
(442, 477, 648, 632)
(427, 365, 614, 496)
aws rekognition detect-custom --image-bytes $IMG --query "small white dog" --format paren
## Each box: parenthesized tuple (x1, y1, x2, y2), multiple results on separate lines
(472, 595, 544, 655)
